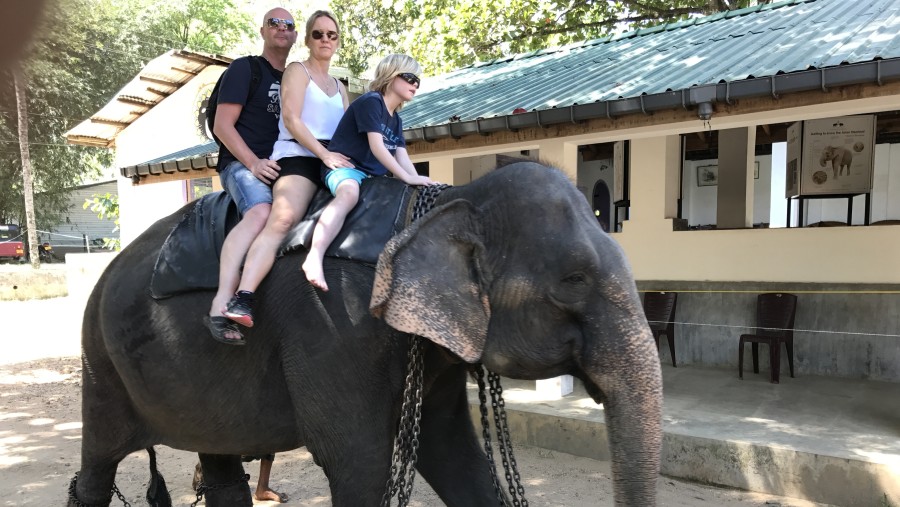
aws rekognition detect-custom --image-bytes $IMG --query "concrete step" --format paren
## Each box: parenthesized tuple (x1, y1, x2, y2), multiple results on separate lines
(467, 366, 900, 506)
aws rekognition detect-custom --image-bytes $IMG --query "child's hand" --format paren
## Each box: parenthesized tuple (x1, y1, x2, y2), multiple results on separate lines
(405, 175, 435, 186)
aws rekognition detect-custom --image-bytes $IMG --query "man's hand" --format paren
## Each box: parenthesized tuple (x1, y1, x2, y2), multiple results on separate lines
(321, 151, 354, 170)
(250, 159, 281, 184)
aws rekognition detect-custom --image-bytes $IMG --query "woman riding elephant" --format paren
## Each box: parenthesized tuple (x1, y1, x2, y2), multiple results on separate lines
(214, 10, 353, 341)
(69, 161, 663, 506)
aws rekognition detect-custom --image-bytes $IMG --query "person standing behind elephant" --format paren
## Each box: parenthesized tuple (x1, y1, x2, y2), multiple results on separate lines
(206, 7, 297, 343)
(222, 10, 352, 329)
(302, 54, 436, 291)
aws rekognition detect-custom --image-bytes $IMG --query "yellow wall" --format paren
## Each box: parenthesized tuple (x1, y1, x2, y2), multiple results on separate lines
(410, 93, 900, 284)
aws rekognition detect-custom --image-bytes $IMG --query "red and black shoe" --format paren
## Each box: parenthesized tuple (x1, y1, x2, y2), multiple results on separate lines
(223, 290, 255, 328)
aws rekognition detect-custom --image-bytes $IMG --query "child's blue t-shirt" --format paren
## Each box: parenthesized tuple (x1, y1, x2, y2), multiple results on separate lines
(327, 91, 405, 176)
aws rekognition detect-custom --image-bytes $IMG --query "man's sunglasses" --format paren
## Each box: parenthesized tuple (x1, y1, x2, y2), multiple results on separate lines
(311, 30, 339, 41)
(267, 18, 296, 31)
(397, 73, 420, 88)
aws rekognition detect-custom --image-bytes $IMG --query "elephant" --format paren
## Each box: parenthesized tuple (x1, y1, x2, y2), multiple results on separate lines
(819, 145, 852, 179)
(69, 161, 663, 506)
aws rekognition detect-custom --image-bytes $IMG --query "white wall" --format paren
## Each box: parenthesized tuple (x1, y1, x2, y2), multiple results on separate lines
(115, 65, 225, 246)
(681, 156, 772, 227)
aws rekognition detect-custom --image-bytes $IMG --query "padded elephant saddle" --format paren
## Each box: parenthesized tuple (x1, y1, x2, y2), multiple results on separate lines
(150, 177, 415, 299)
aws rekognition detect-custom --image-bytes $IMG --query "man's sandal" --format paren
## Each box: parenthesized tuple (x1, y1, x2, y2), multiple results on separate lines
(204, 315, 246, 346)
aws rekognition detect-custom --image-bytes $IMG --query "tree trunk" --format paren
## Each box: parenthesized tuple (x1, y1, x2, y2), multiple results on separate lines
(13, 66, 40, 269)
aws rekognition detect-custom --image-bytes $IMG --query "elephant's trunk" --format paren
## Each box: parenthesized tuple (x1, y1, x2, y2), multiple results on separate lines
(584, 304, 663, 506)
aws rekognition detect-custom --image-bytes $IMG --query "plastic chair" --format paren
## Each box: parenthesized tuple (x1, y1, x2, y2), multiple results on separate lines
(643, 291, 678, 367)
(738, 293, 798, 383)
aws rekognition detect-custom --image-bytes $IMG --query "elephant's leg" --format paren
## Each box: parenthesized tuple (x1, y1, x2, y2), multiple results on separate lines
(415, 366, 502, 506)
(74, 351, 151, 505)
(197, 454, 253, 506)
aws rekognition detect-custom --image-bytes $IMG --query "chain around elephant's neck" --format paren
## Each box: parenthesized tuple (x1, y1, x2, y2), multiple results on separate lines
(410, 183, 451, 223)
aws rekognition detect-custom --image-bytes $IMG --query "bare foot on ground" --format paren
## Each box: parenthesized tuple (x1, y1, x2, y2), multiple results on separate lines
(254, 487, 288, 503)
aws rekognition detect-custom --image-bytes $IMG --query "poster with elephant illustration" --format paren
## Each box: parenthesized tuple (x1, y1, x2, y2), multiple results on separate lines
(799, 115, 875, 195)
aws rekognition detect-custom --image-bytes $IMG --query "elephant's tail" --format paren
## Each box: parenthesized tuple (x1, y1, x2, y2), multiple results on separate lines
(146, 447, 173, 507)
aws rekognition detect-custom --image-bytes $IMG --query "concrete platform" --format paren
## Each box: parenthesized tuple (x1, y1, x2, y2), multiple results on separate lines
(468, 365, 900, 507)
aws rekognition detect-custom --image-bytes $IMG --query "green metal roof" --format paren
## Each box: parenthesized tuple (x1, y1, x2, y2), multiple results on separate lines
(402, 0, 900, 141)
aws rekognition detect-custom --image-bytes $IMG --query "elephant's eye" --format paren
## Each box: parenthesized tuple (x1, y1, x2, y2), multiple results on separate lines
(562, 272, 587, 285)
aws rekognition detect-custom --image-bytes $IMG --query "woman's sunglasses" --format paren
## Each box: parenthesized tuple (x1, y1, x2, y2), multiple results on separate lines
(397, 73, 420, 88)
(267, 18, 296, 31)
(311, 30, 339, 41)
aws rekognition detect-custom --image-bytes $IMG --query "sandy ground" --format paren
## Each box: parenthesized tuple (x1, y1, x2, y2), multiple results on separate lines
(0, 297, 832, 506)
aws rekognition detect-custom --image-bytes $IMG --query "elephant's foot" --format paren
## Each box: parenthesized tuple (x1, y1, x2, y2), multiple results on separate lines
(67, 473, 112, 507)
(199, 476, 253, 507)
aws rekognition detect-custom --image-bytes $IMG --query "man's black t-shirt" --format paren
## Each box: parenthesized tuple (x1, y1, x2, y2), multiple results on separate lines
(216, 56, 283, 170)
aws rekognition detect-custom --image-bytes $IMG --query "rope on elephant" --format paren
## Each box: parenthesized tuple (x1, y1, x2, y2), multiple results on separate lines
(646, 319, 900, 338)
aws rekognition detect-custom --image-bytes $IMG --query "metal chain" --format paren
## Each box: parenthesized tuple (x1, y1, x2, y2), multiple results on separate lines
(473, 365, 509, 505)
(410, 184, 450, 225)
(189, 473, 251, 507)
(379, 183, 453, 507)
(488, 372, 528, 506)
(67, 473, 131, 507)
(381, 335, 425, 507)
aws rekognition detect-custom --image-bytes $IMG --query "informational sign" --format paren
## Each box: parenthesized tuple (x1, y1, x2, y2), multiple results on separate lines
(799, 115, 875, 195)
(613, 140, 626, 202)
(785, 121, 801, 198)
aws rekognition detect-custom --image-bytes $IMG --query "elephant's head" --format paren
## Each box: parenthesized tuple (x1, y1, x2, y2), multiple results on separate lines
(371, 161, 662, 505)
(820, 146, 836, 166)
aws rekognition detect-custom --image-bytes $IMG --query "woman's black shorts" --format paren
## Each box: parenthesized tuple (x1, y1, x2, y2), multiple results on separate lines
(274, 155, 325, 187)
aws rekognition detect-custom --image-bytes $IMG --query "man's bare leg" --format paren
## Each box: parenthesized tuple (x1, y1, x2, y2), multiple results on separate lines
(253, 457, 287, 503)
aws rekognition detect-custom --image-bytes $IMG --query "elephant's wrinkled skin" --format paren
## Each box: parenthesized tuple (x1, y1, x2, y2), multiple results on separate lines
(72, 162, 662, 506)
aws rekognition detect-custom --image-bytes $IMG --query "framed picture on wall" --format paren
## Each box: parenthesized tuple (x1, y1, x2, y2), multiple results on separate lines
(697, 162, 759, 186)
(697, 165, 718, 186)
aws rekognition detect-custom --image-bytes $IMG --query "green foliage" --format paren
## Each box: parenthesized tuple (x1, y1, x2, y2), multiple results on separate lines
(0, 0, 254, 229)
(142, 0, 255, 55)
(83, 192, 120, 250)
(332, 0, 775, 76)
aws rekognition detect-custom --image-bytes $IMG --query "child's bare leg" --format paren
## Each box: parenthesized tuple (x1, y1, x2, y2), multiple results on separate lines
(302, 181, 360, 291)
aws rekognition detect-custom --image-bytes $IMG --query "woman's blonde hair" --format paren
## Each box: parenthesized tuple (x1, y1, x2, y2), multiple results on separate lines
(368, 54, 422, 108)
(304, 10, 340, 48)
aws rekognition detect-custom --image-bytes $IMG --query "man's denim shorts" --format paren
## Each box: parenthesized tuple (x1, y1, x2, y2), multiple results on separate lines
(325, 167, 369, 196)
(219, 160, 273, 215)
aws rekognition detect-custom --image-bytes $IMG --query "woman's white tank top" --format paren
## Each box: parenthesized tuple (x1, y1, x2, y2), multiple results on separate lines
(270, 62, 343, 160)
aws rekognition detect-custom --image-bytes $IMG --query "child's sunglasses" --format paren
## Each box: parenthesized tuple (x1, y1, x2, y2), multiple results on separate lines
(312, 30, 339, 41)
(267, 18, 296, 31)
(397, 73, 420, 88)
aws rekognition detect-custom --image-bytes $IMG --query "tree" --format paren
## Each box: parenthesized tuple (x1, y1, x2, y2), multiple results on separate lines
(331, 0, 776, 76)
(142, 0, 255, 55)
(0, 0, 255, 232)
(83, 192, 120, 250)
(13, 66, 39, 268)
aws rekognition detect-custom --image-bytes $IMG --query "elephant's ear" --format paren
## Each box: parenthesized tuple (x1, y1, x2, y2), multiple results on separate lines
(371, 199, 489, 363)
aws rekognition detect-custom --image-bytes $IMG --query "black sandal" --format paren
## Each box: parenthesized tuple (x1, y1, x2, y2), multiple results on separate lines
(223, 290, 255, 328)
(204, 315, 246, 346)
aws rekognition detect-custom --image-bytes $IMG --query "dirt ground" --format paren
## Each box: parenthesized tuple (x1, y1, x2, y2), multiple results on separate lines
(0, 297, 831, 506)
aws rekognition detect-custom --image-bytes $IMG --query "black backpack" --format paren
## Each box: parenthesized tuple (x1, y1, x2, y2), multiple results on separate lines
(206, 56, 263, 146)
